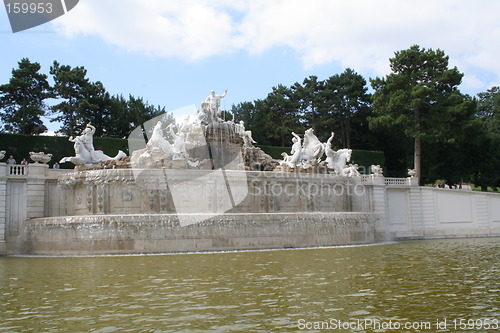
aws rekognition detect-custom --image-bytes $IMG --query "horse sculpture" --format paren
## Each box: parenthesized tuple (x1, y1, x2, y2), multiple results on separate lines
(147, 121, 173, 156)
(325, 148, 352, 174)
(298, 128, 324, 168)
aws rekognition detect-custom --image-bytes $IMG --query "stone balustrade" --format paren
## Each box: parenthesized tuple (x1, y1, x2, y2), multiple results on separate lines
(7, 165, 27, 176)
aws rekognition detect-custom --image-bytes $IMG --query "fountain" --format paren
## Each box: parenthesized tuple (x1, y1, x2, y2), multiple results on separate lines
(4, 90, 403, 255)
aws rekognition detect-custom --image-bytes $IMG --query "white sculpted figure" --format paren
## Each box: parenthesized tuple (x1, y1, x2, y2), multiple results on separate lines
(236, 120, 257, 148)
(0, 150, 5, 161)
(371, 164, 383, 176)
(147, 121, 173, 156)
(299, 128, 324, 168)
(323, 132, 336, 169)
(60, 122, 126, 166)
(342, 163, 360, 177)
(169, 124, 189, 160)
(286, 132, 302, 168)
(198, 89, 227, 124)
(328, 148, 352, 174)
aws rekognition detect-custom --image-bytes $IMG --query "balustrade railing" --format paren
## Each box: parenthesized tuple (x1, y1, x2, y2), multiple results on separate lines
(8, 165, 27, 176)
(385, 178, 410, 186)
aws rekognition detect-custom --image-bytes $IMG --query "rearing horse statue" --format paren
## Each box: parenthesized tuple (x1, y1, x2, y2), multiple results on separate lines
(298, 128, 325, 168)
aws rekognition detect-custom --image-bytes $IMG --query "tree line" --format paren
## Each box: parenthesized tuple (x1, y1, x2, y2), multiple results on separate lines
(231, 45, 499, 188)
(1, 46, 499, 188)
(0, 58, 165, 138)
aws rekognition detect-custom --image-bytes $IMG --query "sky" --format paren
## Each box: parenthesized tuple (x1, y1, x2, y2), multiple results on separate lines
(1, 0, 500, 133)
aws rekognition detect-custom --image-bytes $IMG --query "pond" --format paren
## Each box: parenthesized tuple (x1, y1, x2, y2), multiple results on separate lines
(1, 238, 499, 332)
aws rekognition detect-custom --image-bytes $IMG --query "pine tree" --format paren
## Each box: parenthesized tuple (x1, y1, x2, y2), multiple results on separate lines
(0, 58, 51, 134)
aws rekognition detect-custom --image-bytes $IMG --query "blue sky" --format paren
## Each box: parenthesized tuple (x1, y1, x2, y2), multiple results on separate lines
(2, 0, 500, 133)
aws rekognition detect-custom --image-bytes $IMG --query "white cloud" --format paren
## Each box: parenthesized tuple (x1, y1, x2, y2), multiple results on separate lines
(54, 0, 500, 91)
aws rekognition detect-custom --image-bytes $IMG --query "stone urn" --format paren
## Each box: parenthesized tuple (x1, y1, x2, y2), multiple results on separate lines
(29, 151, 53, 164)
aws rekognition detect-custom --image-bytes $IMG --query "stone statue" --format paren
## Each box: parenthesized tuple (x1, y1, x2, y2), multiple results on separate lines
(323, 132, 336, 169)
(328, 148, 352, 174)
(147, 121, 173, 156)
(286, 132, 302, 168)
(60, 122, 126, 167)
(298, 128, 324, 168)
(198, 89, 227, 124)
(236, 121, 257, 148)
(342, 163, 360, 177)
(169, 124, 189, 160)
(0, 150, 5, 161)
(371, 164, 384, 176)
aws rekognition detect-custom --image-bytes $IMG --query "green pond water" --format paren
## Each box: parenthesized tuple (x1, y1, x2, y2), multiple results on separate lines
(1, 238, 499, 332)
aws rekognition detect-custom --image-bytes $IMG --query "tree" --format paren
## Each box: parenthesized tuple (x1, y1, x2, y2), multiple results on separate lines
(477, 86, 500, 134)
(471, 86, 500, 190)
(263, 85, 301, 146)
(104, 95, 167, 139)
(292, 75, 328, 136)
(0, 58, 51, 134)
(324, 68, 372, 148)
(369, 45, 473, 183)
(231, 100, 272, 145)
(50, 61, 92, 136)
(77, 81, 114, 137)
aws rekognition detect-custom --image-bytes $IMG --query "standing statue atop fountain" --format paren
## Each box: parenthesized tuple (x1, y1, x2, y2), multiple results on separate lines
(198, 89, 227, 124)
(60, 122, 126, 167)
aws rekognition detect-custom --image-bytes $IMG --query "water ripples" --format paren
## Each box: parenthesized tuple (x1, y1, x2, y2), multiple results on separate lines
(1, 237, 499, 332)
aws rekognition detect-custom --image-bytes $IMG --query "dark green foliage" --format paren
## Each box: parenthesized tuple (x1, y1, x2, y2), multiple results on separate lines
(0, 133, 128, 168)
(369, 45, 474, 183)
(255, 145, 289, 159)
(324, 69, 373, 148)
(468, 86, 500, 190)
(50, 61, 93, 137)
(49, 61, 167, 138)
(231, 72, 374, 147)
(350, 150, 386, 174)
(0, 58, 51, 134)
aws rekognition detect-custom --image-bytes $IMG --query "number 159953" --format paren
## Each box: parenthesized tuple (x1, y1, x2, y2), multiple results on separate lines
(6, 2, 53, 14)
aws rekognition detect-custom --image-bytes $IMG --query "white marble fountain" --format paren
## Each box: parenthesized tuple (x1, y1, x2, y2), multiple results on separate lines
(12, 90, 387, 255)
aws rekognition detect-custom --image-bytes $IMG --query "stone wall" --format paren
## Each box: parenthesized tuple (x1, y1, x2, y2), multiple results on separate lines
(18, 212, 376, 255)
(386, 186, 500, 239)
(0, 163, 70, 253)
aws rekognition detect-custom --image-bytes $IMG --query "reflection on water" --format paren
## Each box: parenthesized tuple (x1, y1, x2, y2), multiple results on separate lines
(1, 238, 499, 332)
